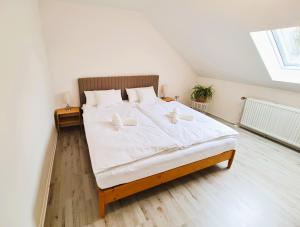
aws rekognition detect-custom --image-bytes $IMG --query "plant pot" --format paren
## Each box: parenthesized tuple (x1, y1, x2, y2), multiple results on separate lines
(195, 97, 207, 103)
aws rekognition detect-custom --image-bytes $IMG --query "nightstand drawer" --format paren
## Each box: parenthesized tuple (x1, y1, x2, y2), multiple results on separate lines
(59, 116, 80, 126)
(59, 112, 80, 118)
(59, 120, 80, 127)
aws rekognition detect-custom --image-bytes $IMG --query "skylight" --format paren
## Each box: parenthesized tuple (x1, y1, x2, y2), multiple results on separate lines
(250, 26, 300, 84)
(271, 27, 300, 68)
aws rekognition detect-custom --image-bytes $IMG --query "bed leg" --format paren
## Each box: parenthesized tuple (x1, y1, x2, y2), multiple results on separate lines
(227, 150, 236, 169)
(98, 190, 106, 218)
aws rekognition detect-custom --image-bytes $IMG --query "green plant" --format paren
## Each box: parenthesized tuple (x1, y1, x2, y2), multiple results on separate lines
(191, 84, 214, 102)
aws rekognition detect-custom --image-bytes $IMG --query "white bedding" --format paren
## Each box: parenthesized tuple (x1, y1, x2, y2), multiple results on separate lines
(96, 137, 236, 188)
(138, 101, 238, 148)
(83, 102, 179, 174)
(83, 101, 238, 189)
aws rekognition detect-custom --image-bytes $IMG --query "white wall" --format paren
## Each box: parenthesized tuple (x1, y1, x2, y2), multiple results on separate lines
(0, 1, 56, 227)
(40, 0, 198, 107)
(86, 0, 300, 92)
(197, 77, 300, 124)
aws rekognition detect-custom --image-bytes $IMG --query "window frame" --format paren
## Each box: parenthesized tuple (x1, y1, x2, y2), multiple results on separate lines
(268, 30, 300, 70)
(250, 29, 300, 84)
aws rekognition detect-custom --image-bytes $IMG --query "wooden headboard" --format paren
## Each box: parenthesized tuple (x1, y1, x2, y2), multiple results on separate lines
(78, 75, 159, 106)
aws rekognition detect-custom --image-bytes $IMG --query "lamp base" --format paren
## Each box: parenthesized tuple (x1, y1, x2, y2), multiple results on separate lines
(65, 104, 71, 111)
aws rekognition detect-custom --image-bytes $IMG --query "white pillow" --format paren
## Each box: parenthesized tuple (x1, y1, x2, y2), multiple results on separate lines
(126, 88, 139, 103)
(136, 86, 157, 104)
(114, 90, 123, 103)
(84, 91, 97, 106)
(85, 90, 114, 106)
(96, 89, 122, 107)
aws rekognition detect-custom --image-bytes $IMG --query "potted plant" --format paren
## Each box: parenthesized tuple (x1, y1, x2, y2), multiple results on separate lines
(191, 84, 214, 103)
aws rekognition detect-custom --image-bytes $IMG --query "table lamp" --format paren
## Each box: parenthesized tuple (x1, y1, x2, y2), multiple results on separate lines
(160, 84, 167, 98)
(64, 91, 71, 111)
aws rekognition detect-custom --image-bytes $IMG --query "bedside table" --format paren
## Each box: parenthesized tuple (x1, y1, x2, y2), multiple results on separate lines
(55, 107, 82, 132)
(161, 97, 175, 102)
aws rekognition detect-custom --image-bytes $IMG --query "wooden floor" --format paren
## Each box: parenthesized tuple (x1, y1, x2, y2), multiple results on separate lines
(45, 124, 300, 227)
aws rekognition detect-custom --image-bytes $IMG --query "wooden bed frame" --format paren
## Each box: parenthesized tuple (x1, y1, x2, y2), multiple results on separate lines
(98, 150, 235, 217)
(78, 75, 236, 217)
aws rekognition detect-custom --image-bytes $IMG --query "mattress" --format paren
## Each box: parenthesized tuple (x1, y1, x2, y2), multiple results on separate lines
(83, 101, 238, 189)
(95, 136, 236, 189)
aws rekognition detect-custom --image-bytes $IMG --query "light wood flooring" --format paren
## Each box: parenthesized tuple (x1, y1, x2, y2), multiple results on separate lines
(44, 124, 300, 227)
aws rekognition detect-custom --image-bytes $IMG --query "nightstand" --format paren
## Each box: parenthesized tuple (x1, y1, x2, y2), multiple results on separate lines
(161, 97, 175, 102)
(55, 107, 82, 132)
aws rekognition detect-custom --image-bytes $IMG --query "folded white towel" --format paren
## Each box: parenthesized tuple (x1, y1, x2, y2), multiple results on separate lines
(170, 112, 179, 124)
(124, 118, 138, 126)
(166, 110, 194, 124)
(179, 114, 194, 121)
(170, 107, 179, 116)
(169, 107, 179, 124)
(112, 113, 123, 131)
(112, 114, 138, 130)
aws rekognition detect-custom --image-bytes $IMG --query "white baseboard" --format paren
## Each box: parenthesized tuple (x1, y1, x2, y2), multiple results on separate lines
(39, 129, 58, 227)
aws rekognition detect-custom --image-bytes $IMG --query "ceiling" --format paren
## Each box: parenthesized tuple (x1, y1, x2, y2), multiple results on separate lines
(68, 0, 300, 92)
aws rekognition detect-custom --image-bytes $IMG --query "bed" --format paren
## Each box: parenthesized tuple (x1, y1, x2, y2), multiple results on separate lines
(78, 75, 237, 217)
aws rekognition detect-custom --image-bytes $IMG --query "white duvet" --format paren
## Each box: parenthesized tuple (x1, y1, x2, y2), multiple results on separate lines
(138, 101, 238, 148)
(83, 102, 179, 174)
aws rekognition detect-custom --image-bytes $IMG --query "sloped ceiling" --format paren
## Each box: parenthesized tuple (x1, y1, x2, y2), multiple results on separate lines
(69, 0, 300, 91)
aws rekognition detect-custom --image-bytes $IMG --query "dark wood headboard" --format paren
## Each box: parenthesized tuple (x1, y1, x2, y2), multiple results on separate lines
(78, 75, 159, 106)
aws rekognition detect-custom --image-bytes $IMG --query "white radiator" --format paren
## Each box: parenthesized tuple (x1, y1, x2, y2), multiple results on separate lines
(240, 98, 300, 150)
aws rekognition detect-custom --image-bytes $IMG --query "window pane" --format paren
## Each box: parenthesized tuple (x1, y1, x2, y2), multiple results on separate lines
(272, 27, 300, 67)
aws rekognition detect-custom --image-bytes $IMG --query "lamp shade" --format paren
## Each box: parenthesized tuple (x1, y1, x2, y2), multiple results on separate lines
(160, 84, 167, 97)
(64, 91, 71, 105)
